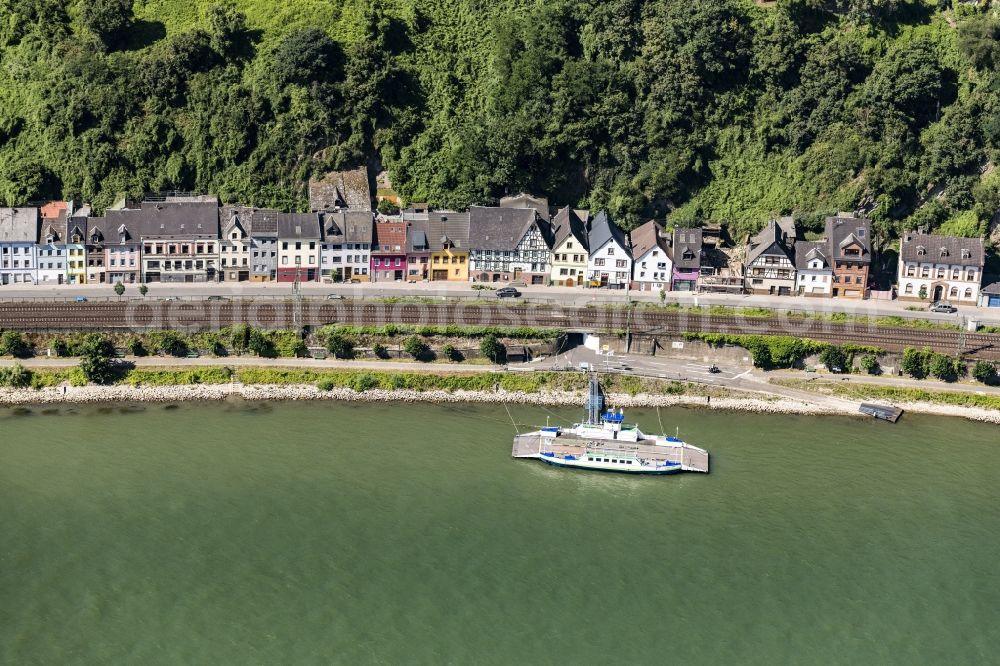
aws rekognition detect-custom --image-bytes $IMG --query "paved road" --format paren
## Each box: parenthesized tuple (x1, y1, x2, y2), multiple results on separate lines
(1, 280, 997, 324)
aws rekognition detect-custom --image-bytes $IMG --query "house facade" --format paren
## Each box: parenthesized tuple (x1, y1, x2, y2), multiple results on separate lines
(0, 207, 40, 285)
(586, 211, 631, 289)
(36, 204, 67, 285)
(826, 215, 871, 299)
(671, 227, 702, 292)
(245, 209, 279, 282)
(427, 211, 471, 282)
(85, 219, 108, 284)
(277, 213, 321, 282)
(745, 218, 796, 296)
(548, 207, 589, 287)
(63, 216, 88, 285)
(101, 211, 142, 284)
(405, 220, 430, 281)
(897, 232, 983, 304)
(219, 206, 253, 282)
(371, 220, 407, 282)
(321, 211, 372, 282)
(629, 220, 671, 292)
(139, 202, 220, 283)
(469, 206, 551, 284)
(794, 241, 833, 297)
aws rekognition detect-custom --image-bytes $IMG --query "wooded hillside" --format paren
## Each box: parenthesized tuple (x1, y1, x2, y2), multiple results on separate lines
(1, 0, 999, 242)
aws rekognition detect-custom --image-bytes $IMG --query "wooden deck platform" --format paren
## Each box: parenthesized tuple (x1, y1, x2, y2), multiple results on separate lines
(513, 432, 709, 473)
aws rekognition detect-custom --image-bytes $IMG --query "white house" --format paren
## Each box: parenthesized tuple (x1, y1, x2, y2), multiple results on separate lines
(220, 206, 253, 282)
(629, 220, 671, 292)
(468, 206, 551, 284)
(548, 207, 589, 287)
(0, 207, 40, 286)
(745, 217, 796, 296)
(321, 211, 372, 282)
(794, 241, 833, 297)
(586, 210, 632, 289)
(897, 233, 983, 304)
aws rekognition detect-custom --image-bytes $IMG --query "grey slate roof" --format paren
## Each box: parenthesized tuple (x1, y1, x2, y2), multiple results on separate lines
(747, 219, 795, 266)
(322, 211, 373, 244)
(135, 201, 220, 239)
(426, 211, 471, 251)
(899, 232, 983, 267)
(550, 207, 589, 251)
(309, 167, 372, 212)
(588, 210, 630, 257)
(0, 207, 40, 243)
(406, 222, 429, 253)
(277, 213, 321, 240)
(468, 206, 541, 251)
(982, 277, 1000, 295)
(629, 220, 667, 260)
(825, 216, 871, 263)
(500, 192, 549, 218)
(794, 241, 830, 271)
(671, 227, 702, 270)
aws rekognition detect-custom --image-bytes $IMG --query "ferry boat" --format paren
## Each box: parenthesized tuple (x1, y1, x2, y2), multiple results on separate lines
(511, 374, 709, 474)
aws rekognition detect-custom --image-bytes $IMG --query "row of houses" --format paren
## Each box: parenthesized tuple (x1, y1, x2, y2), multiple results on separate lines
(0, 194, 995, 306)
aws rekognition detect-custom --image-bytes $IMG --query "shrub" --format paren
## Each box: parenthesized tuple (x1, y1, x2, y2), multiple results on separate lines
(480, 334, 507, 364)
(125, 336, 147, 357)
(350, 373, 380, 392)
(441, 344, 463, 362)
(819, 346, 848, 373)
(0, 363, 32, 388)
(74, 333, 115, 359)
(79, 355, 117, 385)
(372, 343, 389, 359)
(51, 337, 70, 357)
(149, 331, 189, 357)
(325, 333, 354, 359)
(929, 354, 960, 382)
(403, 335, 431, 361)
(0, 331, 31, 358)
(901, 348, 929, 379)
(860, 354, 880, 375)
(272, 330, 307, 357)
(972, 360, 998, 385)
(248, 328, 275, 357)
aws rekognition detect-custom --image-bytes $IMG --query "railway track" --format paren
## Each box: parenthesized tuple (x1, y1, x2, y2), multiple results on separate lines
(1, 301, 998, 360)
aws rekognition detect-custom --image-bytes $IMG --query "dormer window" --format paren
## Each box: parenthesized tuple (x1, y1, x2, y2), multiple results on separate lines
(961, 249, 971, 260)
(916, 246, 926, 256)
(939, 247, 948, 257)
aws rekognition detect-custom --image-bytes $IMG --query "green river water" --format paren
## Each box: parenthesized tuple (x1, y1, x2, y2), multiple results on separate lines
(1, 401, 998, 665)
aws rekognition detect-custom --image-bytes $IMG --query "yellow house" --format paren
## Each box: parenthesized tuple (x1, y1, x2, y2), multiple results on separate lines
(548, 207, 589, 287)
(427, 211, 470, 281)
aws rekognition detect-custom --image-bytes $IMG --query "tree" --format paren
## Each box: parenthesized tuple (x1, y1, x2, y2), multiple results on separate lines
(325, 333, 354, 359)
(403, 335, 430, 361)
(81, 0, 134, 43)
(918, 285, 928, 301)
(900, 348, 927, 379)
(819, 346, 848, 372)
(114, 282, 125, 299)
(929, 354, 959, 382)
(139, 284, 148, 297)
(860, 354, 880, 375)
(76, 333, 118, 384)
(372, 343, 389, 359)
(125, 336, 146, 357)
(248, 329, 275, 357)
(152, 331, 188, 357)
(971, 360, 997, 385)
(0, 331, 31, 358)
(480, 334, 507, 364)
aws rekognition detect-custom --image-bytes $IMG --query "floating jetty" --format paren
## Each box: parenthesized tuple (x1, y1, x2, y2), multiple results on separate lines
(858, 403, 903, 423)
(511, 374, 709, 474)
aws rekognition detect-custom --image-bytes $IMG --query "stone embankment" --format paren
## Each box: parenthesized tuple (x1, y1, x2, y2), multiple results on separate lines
(2, 382, 998, 423)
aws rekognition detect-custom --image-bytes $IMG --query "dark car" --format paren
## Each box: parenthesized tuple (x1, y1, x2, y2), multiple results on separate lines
(206, 295, 228, 302)
(496, 287, 521, 299)
(73, 296, 88, 303)
(928, 301, 957, 314)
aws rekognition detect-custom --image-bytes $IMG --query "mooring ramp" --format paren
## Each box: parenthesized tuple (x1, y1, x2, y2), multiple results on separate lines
(512, 434, 543, 458)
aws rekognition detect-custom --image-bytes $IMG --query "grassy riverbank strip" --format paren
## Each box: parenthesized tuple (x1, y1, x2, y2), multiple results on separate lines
(770, 377, 1000, 411)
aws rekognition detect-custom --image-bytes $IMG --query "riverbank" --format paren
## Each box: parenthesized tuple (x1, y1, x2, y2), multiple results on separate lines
(3, 379, 1000, 424)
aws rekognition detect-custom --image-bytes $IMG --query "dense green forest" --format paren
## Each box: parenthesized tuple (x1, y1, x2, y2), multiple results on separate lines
(1, 0, 999, 242)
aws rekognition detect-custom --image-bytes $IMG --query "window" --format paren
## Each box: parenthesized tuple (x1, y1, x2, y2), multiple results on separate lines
(967, 270, 976, 281)
(965, 288, 973, 299)
(904, 283, 913, 294)
(282, 242, 288, 250)
(949, 286, 958, 297)
(608, 247, 615, 255)
(282, 256, 288, 265)
(595, 258, 605, 267)
(936, 267, 945, 279)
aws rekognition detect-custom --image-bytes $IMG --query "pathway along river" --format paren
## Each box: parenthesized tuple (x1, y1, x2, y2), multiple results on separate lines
(1, 402, 998, 665)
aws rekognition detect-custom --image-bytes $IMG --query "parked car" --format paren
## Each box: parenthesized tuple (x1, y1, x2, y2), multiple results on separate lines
(928, 301, 957, 314)
(73, 296, 88, 303)
(206, 295, 228, 302)
(326, 294, 345, 300)
(161, 296, 178, 302)
(496, 287, 521, 299)
(708, 365, 721, 374)
(349, 278, 361, 284)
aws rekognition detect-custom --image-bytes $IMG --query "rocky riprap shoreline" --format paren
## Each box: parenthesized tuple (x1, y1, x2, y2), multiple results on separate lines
(2, 383, 998, 424)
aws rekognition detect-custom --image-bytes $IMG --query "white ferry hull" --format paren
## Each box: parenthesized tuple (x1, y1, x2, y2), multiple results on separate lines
(537, 453, 682, 475)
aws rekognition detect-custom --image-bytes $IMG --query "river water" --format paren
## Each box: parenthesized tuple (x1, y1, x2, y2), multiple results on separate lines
(1, 401, 998, 665)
